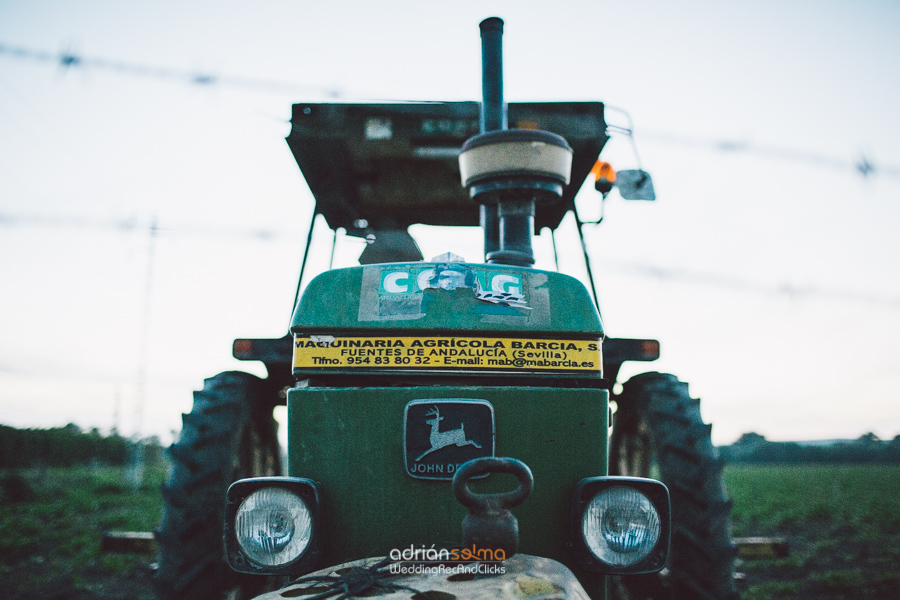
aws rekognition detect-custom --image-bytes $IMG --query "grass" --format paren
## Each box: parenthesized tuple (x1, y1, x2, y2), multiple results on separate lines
(725, 464, 900, 599)
(1, 461, 898, 599)
(0, 463, 166, 600)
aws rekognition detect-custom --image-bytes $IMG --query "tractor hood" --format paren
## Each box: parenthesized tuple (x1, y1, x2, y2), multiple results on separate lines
(290, 262, 603, 337)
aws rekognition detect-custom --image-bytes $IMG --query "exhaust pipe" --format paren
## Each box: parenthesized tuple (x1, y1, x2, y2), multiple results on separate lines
(463, 18, 573, 267)
(479, 17, 504, 260)
(479, 17, 506, 133)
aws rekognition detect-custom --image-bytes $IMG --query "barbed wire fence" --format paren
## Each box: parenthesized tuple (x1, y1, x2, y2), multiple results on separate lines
(3, 41, 900, 179)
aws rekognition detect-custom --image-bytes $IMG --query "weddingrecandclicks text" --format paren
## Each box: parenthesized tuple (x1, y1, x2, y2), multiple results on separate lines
(388, 562, 506, 575)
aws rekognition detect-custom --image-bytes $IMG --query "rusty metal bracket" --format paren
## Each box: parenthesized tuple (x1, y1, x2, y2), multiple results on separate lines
(101, 530, 156, 554)
(733, 537, 789, 559)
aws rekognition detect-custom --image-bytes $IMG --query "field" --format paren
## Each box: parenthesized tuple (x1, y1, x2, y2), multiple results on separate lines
(726, 465, 900, 599)
(0, 464, 165, 600)
(1, 464, 898, 599)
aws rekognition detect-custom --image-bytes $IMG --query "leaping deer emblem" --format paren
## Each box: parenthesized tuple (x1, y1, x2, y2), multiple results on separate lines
(415, 406, 482, 461)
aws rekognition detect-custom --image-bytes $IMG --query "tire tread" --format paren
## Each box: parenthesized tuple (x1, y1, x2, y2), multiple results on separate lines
(153, 371, 280, 600)
(613, 372, 739, 600)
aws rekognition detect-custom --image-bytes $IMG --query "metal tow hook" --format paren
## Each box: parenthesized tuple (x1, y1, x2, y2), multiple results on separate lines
(452, 456, 534, 559)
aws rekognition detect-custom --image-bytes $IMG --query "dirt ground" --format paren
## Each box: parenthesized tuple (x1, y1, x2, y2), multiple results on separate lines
(0, 558, 157, 600)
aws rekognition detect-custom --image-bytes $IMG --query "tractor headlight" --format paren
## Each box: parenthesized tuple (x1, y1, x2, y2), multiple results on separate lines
(583, 486, 660, 565)
(573, 477, 670, 574)
(225, 477, 322, 575)
(236, 487, 311, 565)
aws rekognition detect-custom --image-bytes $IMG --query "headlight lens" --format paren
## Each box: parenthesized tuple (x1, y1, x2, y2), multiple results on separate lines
(582, 486, 662, 567)
(235, 487, 313, 567)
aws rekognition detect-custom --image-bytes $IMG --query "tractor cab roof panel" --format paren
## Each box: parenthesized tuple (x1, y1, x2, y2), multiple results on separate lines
(286, 102, 608, 234)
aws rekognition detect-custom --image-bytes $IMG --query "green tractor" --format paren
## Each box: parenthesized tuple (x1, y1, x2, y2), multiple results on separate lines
(154, 17, 738, 600)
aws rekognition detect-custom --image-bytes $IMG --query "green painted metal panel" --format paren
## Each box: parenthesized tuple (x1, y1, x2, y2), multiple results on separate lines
(287, 385, 608, 572)
(291, 263, 603, 336)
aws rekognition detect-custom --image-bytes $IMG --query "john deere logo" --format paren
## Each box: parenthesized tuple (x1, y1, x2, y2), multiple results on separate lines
(404, 400, 494, 480)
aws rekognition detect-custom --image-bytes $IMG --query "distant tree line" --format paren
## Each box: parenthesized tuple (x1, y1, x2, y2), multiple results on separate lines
(720, 432, 900, 464)
(0, 423, 163, 468)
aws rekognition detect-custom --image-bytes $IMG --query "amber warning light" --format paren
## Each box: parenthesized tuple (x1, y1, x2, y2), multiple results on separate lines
(233, 339, 254, 359)
(592, 161, 616, 195)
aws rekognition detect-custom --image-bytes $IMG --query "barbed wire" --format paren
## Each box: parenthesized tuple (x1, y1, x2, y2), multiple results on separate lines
(599, 260, 900, 309)
(605, 122, 900, 180)
(2, 43, 898, 307)
(3, 42, 900, 179)
(2, 211, 897, 309)
(638, 130, 900, 179)
(0, 41, 343, 96)
(0, 212, 300, 241)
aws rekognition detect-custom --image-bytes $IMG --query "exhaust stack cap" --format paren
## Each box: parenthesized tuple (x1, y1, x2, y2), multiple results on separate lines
(459, 129, 573, 189)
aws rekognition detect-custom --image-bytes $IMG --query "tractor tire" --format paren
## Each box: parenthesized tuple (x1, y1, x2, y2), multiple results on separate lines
(609, 372, 739, 600)
(154, 371, 282, 600)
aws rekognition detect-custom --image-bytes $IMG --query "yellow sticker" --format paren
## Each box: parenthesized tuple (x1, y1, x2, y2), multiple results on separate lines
(293, 335, 601, 372)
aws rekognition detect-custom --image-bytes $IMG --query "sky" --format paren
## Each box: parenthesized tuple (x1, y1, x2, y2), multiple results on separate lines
(1, 0, 899, 446)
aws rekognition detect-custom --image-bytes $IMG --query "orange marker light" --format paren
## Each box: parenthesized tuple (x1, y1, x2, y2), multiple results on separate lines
(233, 339, 253, 358)
(592, 160, 616, 194)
